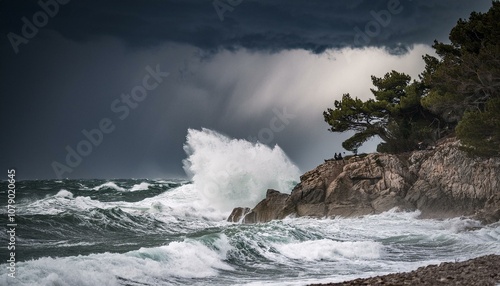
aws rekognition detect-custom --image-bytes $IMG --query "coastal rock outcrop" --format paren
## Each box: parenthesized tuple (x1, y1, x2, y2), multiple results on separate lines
(229, 138, 500, 224)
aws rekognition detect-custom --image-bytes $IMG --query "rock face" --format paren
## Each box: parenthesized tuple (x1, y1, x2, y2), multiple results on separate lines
(230, 138, 500, 224)
(242, 189, 289, 223)
(227, 207, 251, 222)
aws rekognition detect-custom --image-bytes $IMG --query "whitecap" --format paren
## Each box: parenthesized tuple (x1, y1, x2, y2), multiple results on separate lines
(55, 189, 74, 199)
(129, 182, 151, 192)
(92, 182, 125, 192)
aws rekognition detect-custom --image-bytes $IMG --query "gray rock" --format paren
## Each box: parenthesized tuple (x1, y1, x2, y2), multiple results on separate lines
(242, 189, 289, 223)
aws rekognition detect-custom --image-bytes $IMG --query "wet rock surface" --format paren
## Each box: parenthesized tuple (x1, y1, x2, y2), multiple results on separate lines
(309, 254, 500, 286)
(227, 207, 251, 222)
(242, 189, 289, 223)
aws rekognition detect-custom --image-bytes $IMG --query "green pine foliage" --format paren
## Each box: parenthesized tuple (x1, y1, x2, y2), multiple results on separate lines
(324, 2, 500, 156)
(456, 98, 500, 156)
(323, 71, 440, 153)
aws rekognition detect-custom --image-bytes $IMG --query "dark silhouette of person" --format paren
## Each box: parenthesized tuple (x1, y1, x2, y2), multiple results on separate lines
(338, 153, 343, 160)
(334, 153, 338, 160)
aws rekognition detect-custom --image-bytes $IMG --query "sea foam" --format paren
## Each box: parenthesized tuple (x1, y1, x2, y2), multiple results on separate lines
(275, 239, 383, 261)
(20, 191, 109, 215)
(182, 128, 300, 211)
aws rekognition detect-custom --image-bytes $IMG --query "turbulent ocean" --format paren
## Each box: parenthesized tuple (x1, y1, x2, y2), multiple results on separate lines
(1, 129, 500, 286)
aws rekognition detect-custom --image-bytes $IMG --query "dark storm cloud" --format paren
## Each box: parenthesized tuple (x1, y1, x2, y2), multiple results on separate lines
(0, 0, 493, 180)
(1, 0, 492, 55)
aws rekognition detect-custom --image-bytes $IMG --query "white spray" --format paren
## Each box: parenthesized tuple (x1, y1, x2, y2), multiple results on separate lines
(182, 128, 300, 211)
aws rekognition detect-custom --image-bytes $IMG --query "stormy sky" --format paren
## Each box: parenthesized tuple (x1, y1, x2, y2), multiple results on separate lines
(0, 0, 492, 179)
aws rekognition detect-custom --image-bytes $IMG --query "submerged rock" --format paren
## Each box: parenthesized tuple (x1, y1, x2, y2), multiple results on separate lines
(229, 138, 500, 224)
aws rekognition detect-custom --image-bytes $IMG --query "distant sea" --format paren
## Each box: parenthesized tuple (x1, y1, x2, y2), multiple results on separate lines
(2, 129, 499, 285)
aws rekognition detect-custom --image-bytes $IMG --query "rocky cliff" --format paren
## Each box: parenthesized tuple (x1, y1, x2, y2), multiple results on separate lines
(228, 138, 500, 224)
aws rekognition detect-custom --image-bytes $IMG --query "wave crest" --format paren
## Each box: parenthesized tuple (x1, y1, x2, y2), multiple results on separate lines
(182, 128, 300, 211)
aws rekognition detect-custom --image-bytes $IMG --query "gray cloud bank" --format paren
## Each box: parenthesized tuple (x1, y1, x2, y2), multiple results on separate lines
(1, 0, 491, 55)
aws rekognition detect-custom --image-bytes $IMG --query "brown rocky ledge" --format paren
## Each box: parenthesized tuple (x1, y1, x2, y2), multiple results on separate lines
(309, 254, 500, 286)
(228, 138, 500, 224)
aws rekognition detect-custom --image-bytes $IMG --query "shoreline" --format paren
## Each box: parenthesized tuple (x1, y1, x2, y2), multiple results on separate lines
(309, 254, 500, 286)
(229, 138, 500, 225)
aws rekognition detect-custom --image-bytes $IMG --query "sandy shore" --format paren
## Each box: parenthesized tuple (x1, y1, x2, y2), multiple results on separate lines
(309, 254, 500, 286)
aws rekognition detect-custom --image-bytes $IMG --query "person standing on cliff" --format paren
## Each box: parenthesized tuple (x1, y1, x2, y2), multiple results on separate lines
(334, 153, 338, 160)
